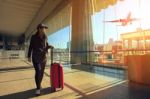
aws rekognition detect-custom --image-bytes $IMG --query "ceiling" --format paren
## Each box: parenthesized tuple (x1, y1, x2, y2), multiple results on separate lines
(0, 0, 67, 36)
(0, 0, 47, 36)
(0, 0, 116, 37)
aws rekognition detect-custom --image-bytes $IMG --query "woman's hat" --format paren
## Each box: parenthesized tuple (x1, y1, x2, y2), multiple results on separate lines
(37, 24, 48, 29)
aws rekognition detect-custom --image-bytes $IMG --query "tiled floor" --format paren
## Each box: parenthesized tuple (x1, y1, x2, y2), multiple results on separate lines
(0, 59, 150, 99)
(79, 82, 150, 99)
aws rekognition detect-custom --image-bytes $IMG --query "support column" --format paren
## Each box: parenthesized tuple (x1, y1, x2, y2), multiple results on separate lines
(71, 0, 94, 64)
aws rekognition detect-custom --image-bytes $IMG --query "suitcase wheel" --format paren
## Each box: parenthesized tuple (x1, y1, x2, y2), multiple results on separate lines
(51, 87, 56, 92)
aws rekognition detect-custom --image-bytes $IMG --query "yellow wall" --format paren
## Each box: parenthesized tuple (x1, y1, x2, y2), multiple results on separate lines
(127, 54, 150, 85)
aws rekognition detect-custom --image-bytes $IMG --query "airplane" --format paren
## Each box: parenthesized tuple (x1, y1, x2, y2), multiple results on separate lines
(103, 12, 139, 26)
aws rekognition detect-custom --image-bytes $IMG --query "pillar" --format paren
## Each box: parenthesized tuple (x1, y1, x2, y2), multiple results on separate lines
(71, 0, 94, 64)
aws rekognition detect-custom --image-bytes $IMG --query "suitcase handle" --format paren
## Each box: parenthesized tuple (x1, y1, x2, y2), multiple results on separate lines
(51, 48, 53, 64)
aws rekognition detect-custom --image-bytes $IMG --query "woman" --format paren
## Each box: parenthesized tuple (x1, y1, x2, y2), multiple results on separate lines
(28, 23, 53, 95)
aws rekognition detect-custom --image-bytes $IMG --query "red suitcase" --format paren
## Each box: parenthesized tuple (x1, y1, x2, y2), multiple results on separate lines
(50, 49, 64, 91)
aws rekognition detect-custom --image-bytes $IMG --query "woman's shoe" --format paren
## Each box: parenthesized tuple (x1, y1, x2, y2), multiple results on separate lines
(35, 89, 41, 96)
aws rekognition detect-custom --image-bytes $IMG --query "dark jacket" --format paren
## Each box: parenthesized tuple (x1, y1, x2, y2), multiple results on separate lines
(28, 33, 50, 63)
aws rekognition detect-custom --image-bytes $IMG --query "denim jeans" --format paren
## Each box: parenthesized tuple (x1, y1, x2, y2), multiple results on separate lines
(32, 61, 46, 89)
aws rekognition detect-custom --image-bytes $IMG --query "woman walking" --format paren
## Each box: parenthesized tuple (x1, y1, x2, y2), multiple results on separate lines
(28, 23, 53, 95)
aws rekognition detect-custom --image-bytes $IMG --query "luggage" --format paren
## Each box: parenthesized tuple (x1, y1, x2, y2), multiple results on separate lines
(50, 48, 64, 91)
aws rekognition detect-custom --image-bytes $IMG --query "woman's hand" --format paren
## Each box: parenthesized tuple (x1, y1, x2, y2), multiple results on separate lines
(48, 45, 54, 49)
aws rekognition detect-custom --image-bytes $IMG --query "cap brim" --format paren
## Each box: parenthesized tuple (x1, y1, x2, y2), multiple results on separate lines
(41, 26, 48, 29)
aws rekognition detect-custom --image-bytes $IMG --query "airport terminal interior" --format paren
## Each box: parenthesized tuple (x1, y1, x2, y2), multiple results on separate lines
(0, 0, 150, 99)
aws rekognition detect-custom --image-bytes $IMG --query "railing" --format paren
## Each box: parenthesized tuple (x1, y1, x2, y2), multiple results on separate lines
(46, 50, 127, 80)
(1, 48, 149, 68)
(46, 48, 150, 69)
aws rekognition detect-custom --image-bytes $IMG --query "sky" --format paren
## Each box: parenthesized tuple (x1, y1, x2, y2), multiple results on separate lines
(48, 26, 71, 49)
(48, 0, 150, 48)
(93, 0, 150, 44)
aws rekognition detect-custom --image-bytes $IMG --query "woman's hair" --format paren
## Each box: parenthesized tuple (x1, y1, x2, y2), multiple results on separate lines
(35, 31, 47, 40)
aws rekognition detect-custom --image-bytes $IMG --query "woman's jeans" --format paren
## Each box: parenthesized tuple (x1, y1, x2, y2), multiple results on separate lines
(32, 61, 46, 89)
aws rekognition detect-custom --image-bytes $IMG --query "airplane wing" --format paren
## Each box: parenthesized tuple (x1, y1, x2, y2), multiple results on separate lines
(104, 19, 127, 23)
(104, 19, 121, 23)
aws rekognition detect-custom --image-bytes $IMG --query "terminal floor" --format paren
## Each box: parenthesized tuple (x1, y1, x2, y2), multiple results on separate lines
(0, 59, 150, 99)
